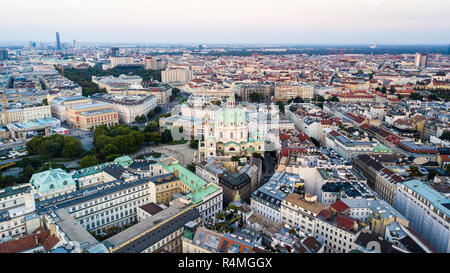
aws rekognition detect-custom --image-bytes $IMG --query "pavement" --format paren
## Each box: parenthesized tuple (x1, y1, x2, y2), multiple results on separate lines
(133, 142, 196, 166)
(69, 129, 94, 151)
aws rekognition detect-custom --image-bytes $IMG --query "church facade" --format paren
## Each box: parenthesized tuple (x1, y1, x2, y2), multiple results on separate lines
(198, 94, 264, 160)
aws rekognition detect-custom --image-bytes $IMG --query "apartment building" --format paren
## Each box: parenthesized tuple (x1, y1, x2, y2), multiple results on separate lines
(250, 172, 301, 223)
(332, 198, 408, 237)
(315, 208, 368, 253)
(110, 56, 134, 68)
(37, 176, 159, 235)
(72, 163, 126, 190)
(281, 193, 328, 236)
(394, 179, 450, 253)
(105, 200, 201, 253)
(0, 184, 39, 240)
(160, 161, 224, 222)
(92, 93, 157, 124)
(274, 84, 314, 102)
(0, 105, 51, 125)
(182, 223, 264, 253)
(236, 84, 272, 102)
(161, 69, 193, 85)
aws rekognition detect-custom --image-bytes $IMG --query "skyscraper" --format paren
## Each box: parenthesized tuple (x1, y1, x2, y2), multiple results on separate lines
(414, 52, 428, 67)
(56, 32, 61, 50)
(0, 49, 8, 61)
(111, 47, 119, 57)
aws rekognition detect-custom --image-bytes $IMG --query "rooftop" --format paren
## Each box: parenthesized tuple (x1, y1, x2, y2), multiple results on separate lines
(403, 179, 450, 218)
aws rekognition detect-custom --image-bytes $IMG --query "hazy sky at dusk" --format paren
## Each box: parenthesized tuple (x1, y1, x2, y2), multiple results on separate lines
(2, 0, 449, 44)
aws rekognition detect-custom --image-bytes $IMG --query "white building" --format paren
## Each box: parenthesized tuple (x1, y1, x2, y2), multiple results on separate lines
(92, 93, 157, 124)
(315, 209, 368, 253)
(0, 105, 51, 125)
(0, 184, 39, 239)
(280, 194, 328, 236)
(162, 69, 193, 85)
(250, 172, 301, 223)
(394, 179, 450, 253)
(110, 56, 134, 68)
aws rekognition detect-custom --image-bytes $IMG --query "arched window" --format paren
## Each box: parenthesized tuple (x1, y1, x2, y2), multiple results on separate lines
(49, 184, 54, 189)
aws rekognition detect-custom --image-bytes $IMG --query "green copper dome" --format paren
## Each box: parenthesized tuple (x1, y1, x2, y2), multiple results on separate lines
(30, 168, 76, 194)
(214, 107, 247, 127)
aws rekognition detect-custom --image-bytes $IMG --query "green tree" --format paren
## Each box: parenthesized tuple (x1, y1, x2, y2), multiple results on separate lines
(189, 136, 199, 149)
(62, 137, 83, 158)
(80, 155, 99, 168)
(161, 129, 173, 144)
(440, 131, 450, 141)
(410, 93, 423, 101)
(144, 121, 159, 132)
(249, 92, 264, 103)
(146, 110, 155, 120)
(100, 144, 119, 155)
(276, 101, 285, 114)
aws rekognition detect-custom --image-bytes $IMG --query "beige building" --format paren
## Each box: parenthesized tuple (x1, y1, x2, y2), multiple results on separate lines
(0, 105, 51, 125)
(91, 93, 157, 124)
(110, 56, 134, 68)
(162, 69, 193, 85)
(67, 102, 118, 130)
(281, 194, 328, 236)
(109, 88, 171, 104)
(49, 95, 92, 121)
(274, 84, 314, 102)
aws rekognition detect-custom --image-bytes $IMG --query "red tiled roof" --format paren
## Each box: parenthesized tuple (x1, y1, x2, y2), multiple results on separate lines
(321, 119, 332, 125)
(318, 209, 331, 220)
(280, 133, 290, 141)
(0, 229, 59, 253)
(329, 130, 341, 137)
(334, 215, 355, 231)
(331, 200, 350, 213)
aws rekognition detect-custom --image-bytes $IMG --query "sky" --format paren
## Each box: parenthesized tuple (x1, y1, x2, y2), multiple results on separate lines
(1, 0, 449, 44)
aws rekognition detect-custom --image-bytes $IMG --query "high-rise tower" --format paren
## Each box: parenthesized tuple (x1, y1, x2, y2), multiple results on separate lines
(56, 32, 61, 50)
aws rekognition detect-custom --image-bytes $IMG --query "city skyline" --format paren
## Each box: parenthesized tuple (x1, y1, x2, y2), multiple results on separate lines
(1, 0, 449, 44)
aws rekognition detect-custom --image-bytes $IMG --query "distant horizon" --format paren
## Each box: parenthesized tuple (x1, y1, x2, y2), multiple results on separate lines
(1, 41, 449, 47)
(2, 0, 449, 45)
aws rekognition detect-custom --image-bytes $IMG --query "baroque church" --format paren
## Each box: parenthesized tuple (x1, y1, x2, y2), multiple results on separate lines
(198, 94, 264, 160)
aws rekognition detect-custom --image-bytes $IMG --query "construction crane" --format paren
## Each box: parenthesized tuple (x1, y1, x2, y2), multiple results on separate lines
(2, 88, 8, 124)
